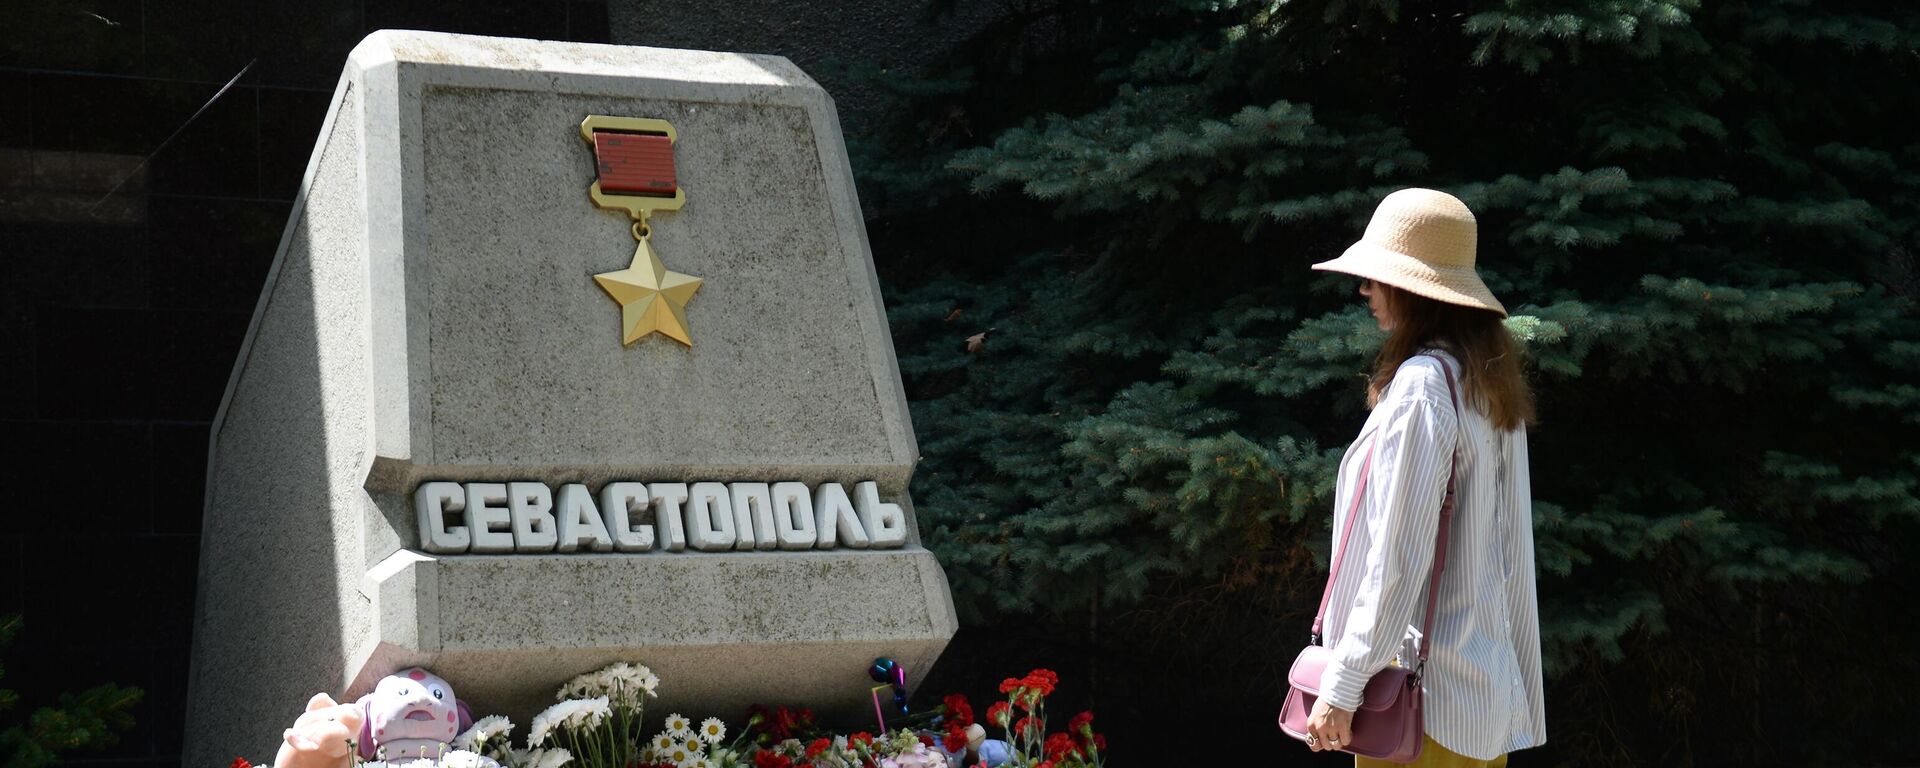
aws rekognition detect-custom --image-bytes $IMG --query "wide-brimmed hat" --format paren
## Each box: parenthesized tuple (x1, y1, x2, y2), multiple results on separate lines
(1311, 188, 1507, 316)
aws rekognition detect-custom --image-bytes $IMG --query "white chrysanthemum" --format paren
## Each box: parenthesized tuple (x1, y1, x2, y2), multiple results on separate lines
(563, 696, 610, 729)
(651, 733, 677, 753)
(616, 664, 659, 707)
(513, 747, 573, 768)
(559, 669, 606, 701)
(662, 713, 692, 734)
(440, 750, 502, 768)
(601, 662, 640, 688)
(453, 715, 515, 753)
(530, 700, 582, 746)
(697, 717, 726, 745)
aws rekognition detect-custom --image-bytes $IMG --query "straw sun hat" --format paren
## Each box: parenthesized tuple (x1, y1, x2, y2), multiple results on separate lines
(1311, 188, 1507, 316)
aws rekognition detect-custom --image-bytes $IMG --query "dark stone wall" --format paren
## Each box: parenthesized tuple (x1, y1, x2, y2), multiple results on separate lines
(0, 4, 611, 766)
(609, 0, 1002, 134)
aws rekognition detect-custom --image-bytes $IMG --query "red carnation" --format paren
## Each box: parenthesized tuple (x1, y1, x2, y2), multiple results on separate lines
(850, 732, 874, 748)
(942, 693, 975, 726)
(753, 752, 795, 768)
(1044, 732, 1079, 760)
(944, 722, 970, 752)
(917, 732, 936, 748)
(1021, 669, 1059, 696)
(1069, 711, 1094, 734)
(230, 759, 252, 768)
(806, 738, 832, 758)
(997, 677, 1024, 694)
(986, 701, 1012, 727)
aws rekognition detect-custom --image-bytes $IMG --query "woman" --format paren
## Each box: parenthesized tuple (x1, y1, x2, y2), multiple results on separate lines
(1301, 189, 1546, 767)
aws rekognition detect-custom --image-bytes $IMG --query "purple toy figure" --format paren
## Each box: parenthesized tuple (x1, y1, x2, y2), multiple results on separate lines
(356, 667, 473, 761)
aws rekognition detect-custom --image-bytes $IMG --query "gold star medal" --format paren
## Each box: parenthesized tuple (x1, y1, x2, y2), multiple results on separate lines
(581, 115, 702, 346)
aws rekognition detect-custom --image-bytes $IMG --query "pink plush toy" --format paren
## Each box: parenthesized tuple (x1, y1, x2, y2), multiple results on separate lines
(357, 667, 473, 761)
(274, 693, 365, 768)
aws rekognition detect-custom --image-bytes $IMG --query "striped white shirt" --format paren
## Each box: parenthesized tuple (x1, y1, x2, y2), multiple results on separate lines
(1316, 350, 1547, 760)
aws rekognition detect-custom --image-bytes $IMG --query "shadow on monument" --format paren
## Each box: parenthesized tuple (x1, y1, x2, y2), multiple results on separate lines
(183, 77, 364, 766)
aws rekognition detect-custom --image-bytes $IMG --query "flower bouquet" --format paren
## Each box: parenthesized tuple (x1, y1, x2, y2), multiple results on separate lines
(242, 662, 1108, 768)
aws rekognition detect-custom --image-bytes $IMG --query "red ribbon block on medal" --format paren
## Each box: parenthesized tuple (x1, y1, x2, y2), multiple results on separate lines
(592, 132, 677, 196)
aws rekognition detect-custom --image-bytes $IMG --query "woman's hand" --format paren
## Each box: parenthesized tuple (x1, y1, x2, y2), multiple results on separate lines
(1305, 698, 1356, 752)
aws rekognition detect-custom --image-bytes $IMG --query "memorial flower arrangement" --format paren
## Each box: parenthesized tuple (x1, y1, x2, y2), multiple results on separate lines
(347, 662, 664, 768)
(745, 729, 946, 768)
(980, 669, 1105, 768)
(735, 668, 1105, 768)
(246, 662, 1108, 768)
(630, 711, 758, 768)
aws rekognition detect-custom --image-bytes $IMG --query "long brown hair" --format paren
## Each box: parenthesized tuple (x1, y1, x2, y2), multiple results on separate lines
(1367, 282, 1535, 431)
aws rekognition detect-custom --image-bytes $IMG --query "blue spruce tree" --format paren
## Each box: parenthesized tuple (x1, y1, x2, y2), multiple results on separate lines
(857, 1, 1920, 763)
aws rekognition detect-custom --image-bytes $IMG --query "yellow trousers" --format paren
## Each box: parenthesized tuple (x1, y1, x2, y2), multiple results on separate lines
(1355, 736, 1508, 768)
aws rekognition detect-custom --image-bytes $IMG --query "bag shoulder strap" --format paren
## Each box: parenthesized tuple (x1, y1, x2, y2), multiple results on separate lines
(1311, 354, 1464, 678)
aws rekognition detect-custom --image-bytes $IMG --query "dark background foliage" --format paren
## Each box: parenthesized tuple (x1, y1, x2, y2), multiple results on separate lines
(4, 0, 1918, 766)
(862, 1, 1920, 766)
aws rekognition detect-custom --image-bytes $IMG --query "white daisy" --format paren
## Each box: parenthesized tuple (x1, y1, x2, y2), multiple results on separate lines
(697, 717, 726, 745)
(651, 732, 677, 752)
(664, 742, 695, 766)
(662, 713, 692, 734)
(686, 758, 712, 768)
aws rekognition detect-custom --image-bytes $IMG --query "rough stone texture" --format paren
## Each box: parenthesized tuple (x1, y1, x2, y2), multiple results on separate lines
(419, 87, 894, 469)
(184, 31, 956, 766)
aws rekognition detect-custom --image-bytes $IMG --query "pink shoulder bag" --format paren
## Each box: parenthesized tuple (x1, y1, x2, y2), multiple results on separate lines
(1278, 355, 1462, 763)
